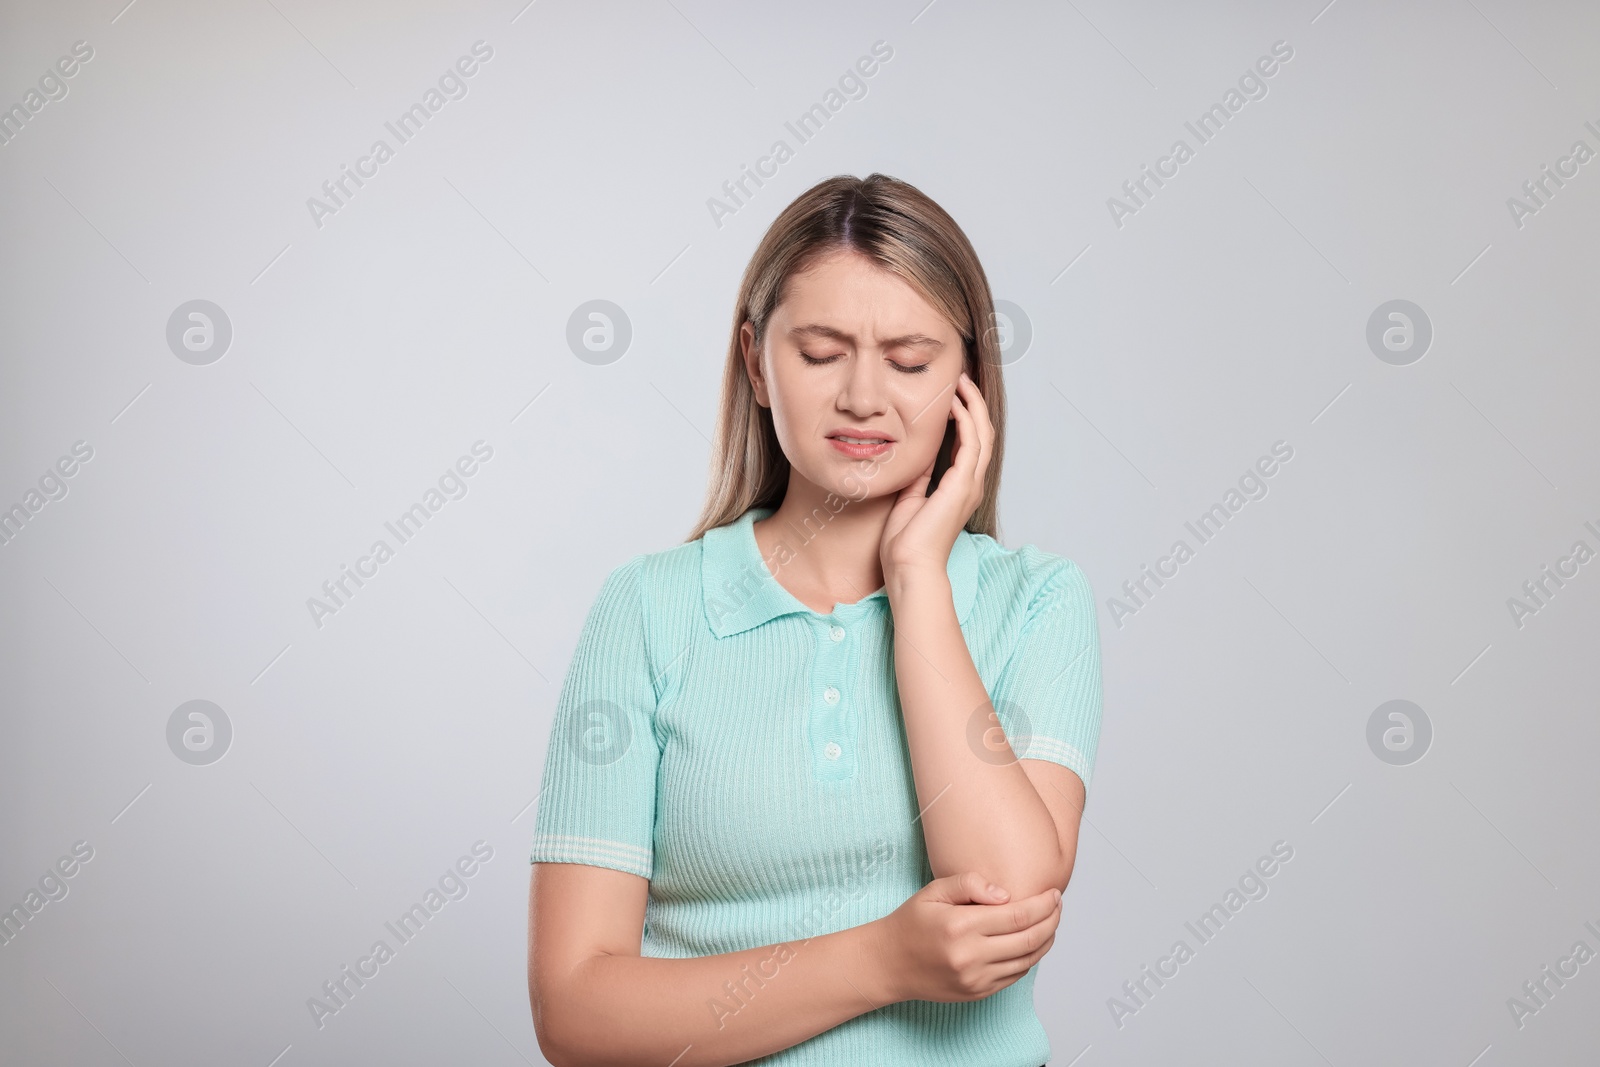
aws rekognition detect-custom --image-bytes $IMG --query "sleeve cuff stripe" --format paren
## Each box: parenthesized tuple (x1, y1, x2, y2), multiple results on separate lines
(531, 834, 652, 867)
(529, 850, 652, 878)
(1017, 736, 1093, 783)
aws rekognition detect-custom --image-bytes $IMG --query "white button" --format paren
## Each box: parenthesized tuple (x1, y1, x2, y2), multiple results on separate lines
(829, 625, 845, 642)
(824, 741, 842, 760)
(823, 686, 840, 705)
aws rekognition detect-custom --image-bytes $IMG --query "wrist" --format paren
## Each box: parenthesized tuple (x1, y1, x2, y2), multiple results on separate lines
(884, 566, 951, 605)
(852, 917, 905, 1005)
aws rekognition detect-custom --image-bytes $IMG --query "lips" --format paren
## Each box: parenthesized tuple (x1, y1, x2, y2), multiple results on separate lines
(826, 431, 895, 459)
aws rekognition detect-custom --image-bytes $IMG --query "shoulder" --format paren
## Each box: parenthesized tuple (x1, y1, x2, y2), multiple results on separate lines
(578, 541, 706, 702)
(591, 538, 707, 643)
(966, 532, 1094, 621)
(635, 537, 705, 602)
(592, 538, 703, 599)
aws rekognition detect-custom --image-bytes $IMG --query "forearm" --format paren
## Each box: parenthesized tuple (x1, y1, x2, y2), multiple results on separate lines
(542, 919, 895, 1067)
(889, 574, 1065, 899)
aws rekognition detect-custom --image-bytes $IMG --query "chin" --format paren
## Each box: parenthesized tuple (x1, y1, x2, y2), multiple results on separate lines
(823, 466, 918, 505)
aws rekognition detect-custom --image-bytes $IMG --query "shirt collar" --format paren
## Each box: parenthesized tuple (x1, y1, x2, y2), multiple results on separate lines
(701, 505, 980, 638)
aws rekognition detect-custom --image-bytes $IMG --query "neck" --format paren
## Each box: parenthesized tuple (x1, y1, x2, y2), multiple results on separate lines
(754, 476, 894, 605)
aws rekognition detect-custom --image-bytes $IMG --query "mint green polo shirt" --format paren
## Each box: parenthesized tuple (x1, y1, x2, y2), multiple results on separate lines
(530, 504, 1102, 1066)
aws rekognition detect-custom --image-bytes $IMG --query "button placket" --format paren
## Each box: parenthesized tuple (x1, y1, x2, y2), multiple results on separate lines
(809, 612, 856, 781)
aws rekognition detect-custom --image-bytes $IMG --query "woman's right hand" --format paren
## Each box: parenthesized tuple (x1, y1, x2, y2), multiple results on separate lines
(871, 871, 1063, 1003)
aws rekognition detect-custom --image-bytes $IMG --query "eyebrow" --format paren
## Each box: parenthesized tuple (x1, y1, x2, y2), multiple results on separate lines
(787, 323, 946, 351)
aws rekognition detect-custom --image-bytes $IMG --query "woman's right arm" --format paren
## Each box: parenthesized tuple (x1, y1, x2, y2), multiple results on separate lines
(527, 862, 1064, 1067)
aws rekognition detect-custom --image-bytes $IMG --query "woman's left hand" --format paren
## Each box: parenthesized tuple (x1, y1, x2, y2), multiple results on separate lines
(880, 370, 994, 587)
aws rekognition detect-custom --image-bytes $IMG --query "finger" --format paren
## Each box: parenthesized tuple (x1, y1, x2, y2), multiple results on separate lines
(959, 372, 995, 446)
(932, 389, 977, 504)
(962, 886, 1059, 935)
(952, 385, 988, 496)
(987, 927, 1058, 982)
(956, 374, 992, 480)
(976, 896, 1061, 959)
(899, 457, 934, 503)
(938, 870, 1012, 906)
(982, 906, 1060, 964)
(971, 935, 1056, 1001)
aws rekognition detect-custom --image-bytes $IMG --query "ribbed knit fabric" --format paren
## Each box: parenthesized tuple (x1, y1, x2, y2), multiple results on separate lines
(530, 505, 1102, 1066)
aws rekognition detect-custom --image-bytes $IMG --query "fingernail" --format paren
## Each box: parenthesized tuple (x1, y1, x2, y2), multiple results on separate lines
(1053, 888, 1062, 904)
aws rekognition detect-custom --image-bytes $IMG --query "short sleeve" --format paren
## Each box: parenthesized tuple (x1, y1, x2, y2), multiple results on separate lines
(990, 557, 1102, 792)
(529, 554, 661, 879)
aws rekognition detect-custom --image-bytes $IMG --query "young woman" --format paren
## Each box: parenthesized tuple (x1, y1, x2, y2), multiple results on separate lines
(527, 173, 1102, 1067)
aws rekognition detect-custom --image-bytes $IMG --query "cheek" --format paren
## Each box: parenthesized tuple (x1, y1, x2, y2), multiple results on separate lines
(765, 376, 827, 451)
(898, 385, 952, 448)
(766, 380, 799, 424)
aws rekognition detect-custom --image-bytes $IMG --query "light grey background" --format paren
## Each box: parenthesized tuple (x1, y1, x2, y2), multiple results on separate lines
(3, 0, 1597, 1064)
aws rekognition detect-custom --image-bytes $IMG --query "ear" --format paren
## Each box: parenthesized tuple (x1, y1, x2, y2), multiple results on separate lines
(741, 321, 770, 408)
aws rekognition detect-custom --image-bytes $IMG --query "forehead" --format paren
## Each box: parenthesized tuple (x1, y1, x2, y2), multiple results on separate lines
(776, 251, 958, 342)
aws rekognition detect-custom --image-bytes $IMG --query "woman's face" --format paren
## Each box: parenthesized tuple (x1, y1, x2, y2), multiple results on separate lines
(742, 249, 968, 504)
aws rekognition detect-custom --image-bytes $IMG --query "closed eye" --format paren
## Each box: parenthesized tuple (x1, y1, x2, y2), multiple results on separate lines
(800, 351, 931, 374)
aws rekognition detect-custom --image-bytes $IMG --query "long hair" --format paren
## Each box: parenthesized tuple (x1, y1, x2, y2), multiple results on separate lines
(684, 173, 1008, 544)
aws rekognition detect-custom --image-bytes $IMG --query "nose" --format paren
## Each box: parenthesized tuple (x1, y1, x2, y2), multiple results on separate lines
(836, 350, 888, 417)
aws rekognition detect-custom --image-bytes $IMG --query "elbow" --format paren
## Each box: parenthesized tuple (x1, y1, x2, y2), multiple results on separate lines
(1034, 818, 1084, 899)
(530, 997, 565, 1067)
(1012, 864, 1072, 902)
(1056, 854, 1078, 896)
(533, 1008, 582, 1067)
(530, 976, 581, 1067)
(930, 859, 1072, 903)
(1047, 838, 1080, 897)
(532, 954, 621, 1067)
(1011, 850, 1076, 902)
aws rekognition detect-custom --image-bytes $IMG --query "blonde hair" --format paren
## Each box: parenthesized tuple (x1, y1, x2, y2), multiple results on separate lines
(685, 173, 1008, 544)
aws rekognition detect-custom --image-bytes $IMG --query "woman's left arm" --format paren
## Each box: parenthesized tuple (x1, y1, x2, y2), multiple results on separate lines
(882, 371, 1086, 903)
